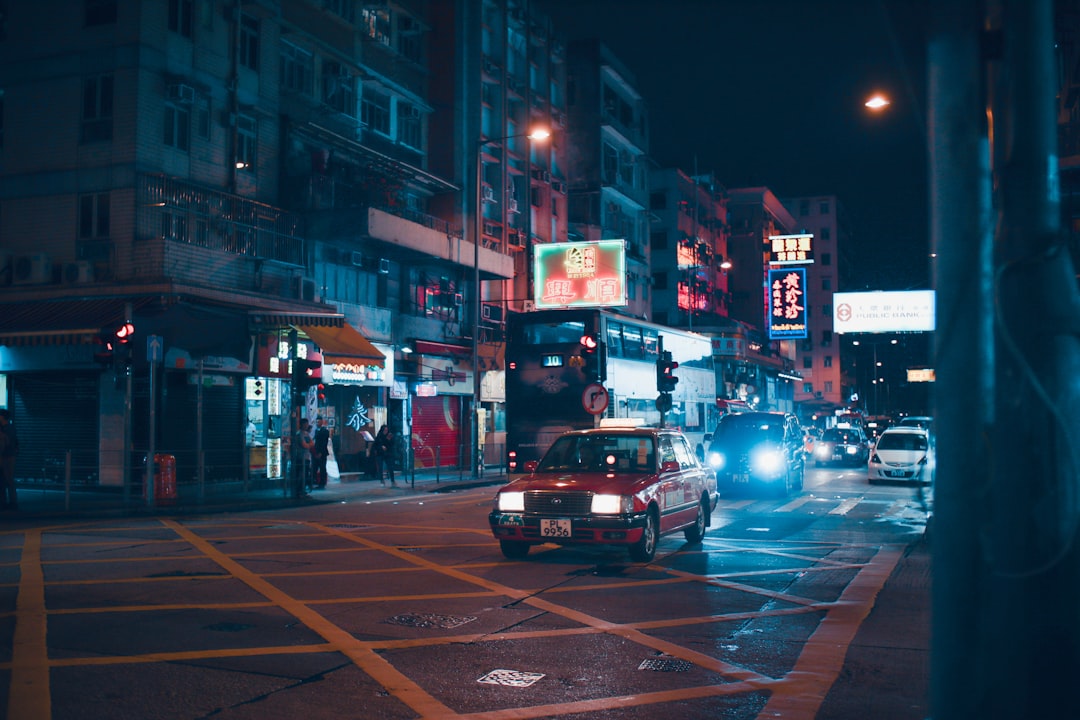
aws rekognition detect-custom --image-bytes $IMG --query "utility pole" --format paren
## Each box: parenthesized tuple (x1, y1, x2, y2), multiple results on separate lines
(931, 1, 1080, 717)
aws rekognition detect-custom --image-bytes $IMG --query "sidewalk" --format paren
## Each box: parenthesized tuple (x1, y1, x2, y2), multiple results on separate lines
(2, 467, 510, 521)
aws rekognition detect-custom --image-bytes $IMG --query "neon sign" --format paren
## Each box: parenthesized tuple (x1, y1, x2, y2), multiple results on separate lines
(768, 267, 808, 339)
(768, 233, 814, 264)
(533, 240, 627, 309)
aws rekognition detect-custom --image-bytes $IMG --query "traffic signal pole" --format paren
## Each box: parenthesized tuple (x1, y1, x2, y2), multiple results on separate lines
(931, 1, 1080, 716)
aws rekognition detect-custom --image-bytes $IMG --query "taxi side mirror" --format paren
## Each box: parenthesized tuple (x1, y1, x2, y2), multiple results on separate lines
(524, 460, 539, 472)
(660, 460, 680, 473)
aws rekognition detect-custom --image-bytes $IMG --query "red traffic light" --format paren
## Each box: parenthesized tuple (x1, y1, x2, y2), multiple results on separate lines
(579, 334, 598, 352)
(114, 321, 135, 343)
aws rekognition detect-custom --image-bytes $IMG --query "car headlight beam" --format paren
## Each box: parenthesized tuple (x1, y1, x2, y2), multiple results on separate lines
(497, 491, 525, 512)
(591, 494, 631, 515)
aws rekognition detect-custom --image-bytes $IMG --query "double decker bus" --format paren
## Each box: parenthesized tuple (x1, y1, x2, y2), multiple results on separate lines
(505, 308, 717, 473)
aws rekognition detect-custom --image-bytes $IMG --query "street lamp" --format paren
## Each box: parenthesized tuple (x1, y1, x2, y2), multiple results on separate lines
(472, 126, 550, 477)
(852, 337, 898, 415)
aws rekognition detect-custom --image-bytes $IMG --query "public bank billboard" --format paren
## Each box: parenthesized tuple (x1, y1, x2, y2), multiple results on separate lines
(833, 290, 935, 333)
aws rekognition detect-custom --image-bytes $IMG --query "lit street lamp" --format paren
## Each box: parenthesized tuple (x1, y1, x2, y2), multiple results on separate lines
(852, 337, 898, 415)
(472, 126, 550, 477)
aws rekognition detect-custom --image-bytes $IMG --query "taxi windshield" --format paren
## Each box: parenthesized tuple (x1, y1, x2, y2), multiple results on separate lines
(538, 435, 656, 474)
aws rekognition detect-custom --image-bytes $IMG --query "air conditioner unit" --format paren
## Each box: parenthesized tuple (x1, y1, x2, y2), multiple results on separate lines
(552, 180, 567, 193)
(14, 253, 53, 285)
(294, 277, 317, 302)
(523, 300, 536, 312)
(507, 198, 519, 214)
(0, 250, 12, 286)
(482, 185, 496, 203)
(350, 251, 365, 266)
(482, 303, 504, 323)
(401, 105, 421, 119)
(65, 261, 94, 284)
(378, 257, 390, 274)
(167, 83, 196, 104)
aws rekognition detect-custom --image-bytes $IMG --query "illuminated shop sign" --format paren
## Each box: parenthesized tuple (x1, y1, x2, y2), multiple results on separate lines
(533, 239, 627, 309)
(768, 233, 814, 265)
(768, 267, 808, 339)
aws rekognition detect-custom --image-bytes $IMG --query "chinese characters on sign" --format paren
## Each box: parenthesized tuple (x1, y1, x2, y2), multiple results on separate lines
(768, 233, 814, 264)
(768, 267, 808, 339)
(533, 239, 627, 309)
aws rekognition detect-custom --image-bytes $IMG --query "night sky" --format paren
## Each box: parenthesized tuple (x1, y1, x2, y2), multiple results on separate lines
(535, 0, 932, 291)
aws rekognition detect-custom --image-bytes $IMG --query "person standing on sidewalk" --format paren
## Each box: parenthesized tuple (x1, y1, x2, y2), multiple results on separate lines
(0, 410, 19, 511)
(374, 425, 397, 487)
(312, 417, 330, 489)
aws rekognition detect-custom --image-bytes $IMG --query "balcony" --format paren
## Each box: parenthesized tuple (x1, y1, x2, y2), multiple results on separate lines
(308, 205, 513, 281)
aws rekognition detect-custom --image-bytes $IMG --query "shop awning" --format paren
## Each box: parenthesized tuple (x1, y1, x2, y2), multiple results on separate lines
(0, 297, 157, 347)
(296, 323, 385, 367)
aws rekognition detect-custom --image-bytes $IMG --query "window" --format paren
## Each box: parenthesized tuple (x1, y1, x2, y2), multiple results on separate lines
(164, 103, 190, 151)
(323, 0, 355, 23)
(0, 95, 4, 149)
(168, 0, 192, 37)
(194, 94, 211, 140)
(824, 381, 834, 393)
(821, 227, 831, 241)
(824, 355, 833, 367)
(799, 200, 809, 215)
(396, 14, 423, 64)
(236, 114, 256, 170)
(651, 230, 668, 249)
(85, 0, 117, 26)
(397, 102, 421, 149)
(280, 41, 314, 96)
(322, 60, 355, 115)
(822, 330, 832, 346)
(79, 193, 110, 239)
(360, 7, 391, 45)
(239, 14, 259, 70)
(823, 303, 832, 317)
(821, 252, 832, 266)
(803, 382, 813, 394)
(822, 276, 831, 291)
(650, 192, 667, 210)
(653, 271, 667, 290)
(361, 87, 391, 135)
(819, 201, 830, 214)
(81, 75, 114, 143)
(803, 356, 812, 369)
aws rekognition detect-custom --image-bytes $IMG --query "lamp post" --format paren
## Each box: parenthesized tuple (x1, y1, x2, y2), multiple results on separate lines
(472, 126, 550, 477)
(852, 337, 897, 415)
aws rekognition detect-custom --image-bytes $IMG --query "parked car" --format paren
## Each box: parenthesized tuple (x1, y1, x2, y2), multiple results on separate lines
(489, 427, 718, 562)
(897, 415, 934, 432)
(813, 427, 871, 466)
(706, 412, 805, 497)
(868, 426, 934, 484)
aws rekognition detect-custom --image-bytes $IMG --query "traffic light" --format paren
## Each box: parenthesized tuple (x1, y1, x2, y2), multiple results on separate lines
(656, 350, 679, 393)
(112, 321, 135, 370)
(292, 357, 322, 392)
(579, 334, 606, 382)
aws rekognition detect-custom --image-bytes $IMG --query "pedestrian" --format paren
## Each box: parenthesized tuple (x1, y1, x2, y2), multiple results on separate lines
(0, 409, 18, 511)
(374, 425, 397, 487)
(312, 417, 330, 489)
(295, 418, 315, 493)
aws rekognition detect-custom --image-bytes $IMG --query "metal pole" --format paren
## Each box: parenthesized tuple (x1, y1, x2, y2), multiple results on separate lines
(472, 139, 483, 478)
(146, 350, 156, 507)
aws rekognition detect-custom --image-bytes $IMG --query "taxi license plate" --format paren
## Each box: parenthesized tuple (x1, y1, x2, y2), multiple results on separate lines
(887, 469, 908, 478)
(733, 473, 749, 484)
(540, 519, 572, 538)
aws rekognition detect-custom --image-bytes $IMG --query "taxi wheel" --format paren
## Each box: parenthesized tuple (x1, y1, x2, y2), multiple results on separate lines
(630, 508, 659, 562)
(684, 498, 707, 543)
(499, 540, 530, 559)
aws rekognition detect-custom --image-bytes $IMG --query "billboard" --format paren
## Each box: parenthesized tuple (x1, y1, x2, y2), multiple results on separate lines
(533, 239, 627, 309)
(768, 233, 814, 264)
(833, 290, 935, 333)
(768, 267, 808, 339)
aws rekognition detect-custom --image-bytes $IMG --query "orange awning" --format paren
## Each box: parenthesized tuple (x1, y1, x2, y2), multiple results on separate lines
(296, 323, 384, 367)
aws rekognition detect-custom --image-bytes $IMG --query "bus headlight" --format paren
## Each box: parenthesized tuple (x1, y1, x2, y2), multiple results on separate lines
(591, 494, 631, 515)
(707, 451, 724, 470)
(496, 491, 525, 512)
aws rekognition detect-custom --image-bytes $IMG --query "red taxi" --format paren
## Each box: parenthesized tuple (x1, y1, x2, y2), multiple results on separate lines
(489, 427, 718, 561)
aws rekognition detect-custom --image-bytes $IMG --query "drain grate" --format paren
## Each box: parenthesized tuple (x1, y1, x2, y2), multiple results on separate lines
(384, 612, 477, 629)
(477, 669, 545, 687)
(638, 655, 693, 672)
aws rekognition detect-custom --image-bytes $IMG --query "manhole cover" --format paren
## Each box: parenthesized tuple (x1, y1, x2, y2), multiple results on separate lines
(477, 669, 545, 687)
(384, 613, 477, 629)
(638, 655, 693, 672)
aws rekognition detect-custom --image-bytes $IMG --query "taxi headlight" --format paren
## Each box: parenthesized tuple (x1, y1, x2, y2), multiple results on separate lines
(707, 451, 724, 470)
(591, 494, 631, 515)
(750, 448, 785, 475)
(497, 491, 525, 512)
